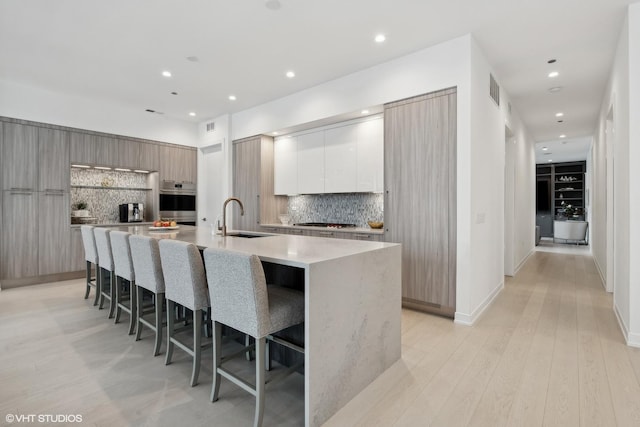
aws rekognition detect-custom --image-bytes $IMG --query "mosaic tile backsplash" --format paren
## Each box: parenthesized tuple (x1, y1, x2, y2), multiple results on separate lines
(285, 193, 384, 227)
(71, 169, 149, 223)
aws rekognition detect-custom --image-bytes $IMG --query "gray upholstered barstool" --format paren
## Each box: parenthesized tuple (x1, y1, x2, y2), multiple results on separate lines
(203, 248, 305, 427)
(129, 235, 166, 356)
(158, 239, 211, 386)
(93, 228, 116, 318)
(80, 225, 100, 305)
(110, 231, 137, 334)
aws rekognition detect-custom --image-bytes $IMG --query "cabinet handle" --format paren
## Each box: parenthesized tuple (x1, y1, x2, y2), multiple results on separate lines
(318, 231, 334, 236)
(44, 192, 64, 196)
(290, 229, 303, 235)
(10, 191, 33, 195)
(10, 187, 34, 192)
(43, 188, 64, 193)
(256, 194, 260, 224)
(354, 234, 371, 238)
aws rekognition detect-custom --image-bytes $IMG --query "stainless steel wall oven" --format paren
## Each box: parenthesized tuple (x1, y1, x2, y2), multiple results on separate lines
(159, 180, 196, 225)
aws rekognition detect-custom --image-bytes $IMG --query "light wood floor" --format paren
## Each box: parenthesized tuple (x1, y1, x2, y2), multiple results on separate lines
(2, 250, 640, 426)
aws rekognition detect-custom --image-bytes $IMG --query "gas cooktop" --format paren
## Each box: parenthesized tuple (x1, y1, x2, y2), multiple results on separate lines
(294, 222, 357, 229)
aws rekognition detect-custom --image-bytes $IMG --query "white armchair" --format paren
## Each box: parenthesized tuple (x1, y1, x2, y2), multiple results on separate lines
(553, 220, 588, 244)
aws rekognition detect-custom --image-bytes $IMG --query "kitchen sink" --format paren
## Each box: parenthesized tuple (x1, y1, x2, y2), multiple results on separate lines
(225, 232, 268, 238)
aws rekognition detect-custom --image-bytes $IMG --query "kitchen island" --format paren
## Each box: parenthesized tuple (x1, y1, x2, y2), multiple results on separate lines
(114, 225, 401, 427)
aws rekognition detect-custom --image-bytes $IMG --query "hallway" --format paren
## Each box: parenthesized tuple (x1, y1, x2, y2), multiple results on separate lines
(327, 250, 640, 426)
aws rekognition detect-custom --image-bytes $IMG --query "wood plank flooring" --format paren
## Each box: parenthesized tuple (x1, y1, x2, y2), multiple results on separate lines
(2, 248, 640, 426)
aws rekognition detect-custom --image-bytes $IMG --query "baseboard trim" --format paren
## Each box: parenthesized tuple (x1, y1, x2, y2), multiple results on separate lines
(0, 271, 84, 290)
(454, 280, 504, 326)
(593, 256, 608, 292)
(614, 302, 632, 344)
(514, 248, 534, 276)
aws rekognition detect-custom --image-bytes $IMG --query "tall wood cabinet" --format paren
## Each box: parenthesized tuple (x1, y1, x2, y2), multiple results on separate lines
(384, 87, 457, 316)
(233, 135, 286, 232)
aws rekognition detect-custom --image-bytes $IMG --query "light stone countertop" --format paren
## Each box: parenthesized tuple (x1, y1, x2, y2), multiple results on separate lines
(260, 223, 384, 234)
(111, 225, 395, 268)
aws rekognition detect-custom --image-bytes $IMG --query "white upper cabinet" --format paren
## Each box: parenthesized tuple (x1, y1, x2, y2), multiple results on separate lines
(357, 117, 384, 192)
(324, 124, 358, 193)
(297, 131, 325, 194)
(274, 116, 383, 194)
(274, 136, 298, 195)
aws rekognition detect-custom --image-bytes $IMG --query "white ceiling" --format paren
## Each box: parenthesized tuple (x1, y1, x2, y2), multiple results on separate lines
(0, 0, 636, 143)
(535, 137, 592, 164)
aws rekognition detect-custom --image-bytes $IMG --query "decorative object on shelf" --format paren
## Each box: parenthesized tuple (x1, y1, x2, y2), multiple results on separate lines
(72, 201, 89, 217)
(367, 220, 383, 229)
(101, 177, 114, 187)
(279, 214, 291, 225)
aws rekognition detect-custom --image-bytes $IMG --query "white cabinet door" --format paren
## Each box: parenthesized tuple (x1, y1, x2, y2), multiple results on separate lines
(274, 136, 298, 195)
(357, 118, 384, 192)
(297, 132, 325, 194)
(324, 124, 358, 193)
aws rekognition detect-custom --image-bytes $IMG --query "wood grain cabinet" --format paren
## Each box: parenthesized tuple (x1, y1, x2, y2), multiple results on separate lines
(384, 87, 457, 315)
(38, 128, 69, 191)
(233, 135, 286, 232)
(138, 142, 160, 171)
(1, 190, 39, 280)
(38, 192, 71, 275)
(69, 132, 97, 165)
(160, 145, 197, 183)
(2, 122, 39, 190)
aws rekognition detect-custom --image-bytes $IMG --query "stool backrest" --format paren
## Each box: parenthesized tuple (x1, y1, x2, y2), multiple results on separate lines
(93, 228, 114, 271)
(80, 225, 98, 264)
(158, 239, 209, 311)
(110, 231, 134, 281)
(129, 235, 165, 294)
(203, 248, 269, 338)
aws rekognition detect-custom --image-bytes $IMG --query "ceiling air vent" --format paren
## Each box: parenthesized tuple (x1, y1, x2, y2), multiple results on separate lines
(489, 74, 500, 106)
(206, 122, 215, 133)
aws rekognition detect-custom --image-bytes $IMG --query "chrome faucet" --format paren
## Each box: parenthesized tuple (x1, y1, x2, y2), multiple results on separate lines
(218, 197, 244, 236)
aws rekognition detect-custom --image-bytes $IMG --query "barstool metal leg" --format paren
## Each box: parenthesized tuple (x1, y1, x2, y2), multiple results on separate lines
(165, 300, 175, 365)
(92, 264, 100, 306)
(128, 281, 137, 335)
(211, 322, 222, 402)
(98, 268, 106, 310)
(84, 261, 91, 299)
(153, 292, 164, 356)
(114, 276, 122, 324)
(135, 286, 144, 341)
(108, 272, 116, 319)
(254, 337, 266, 427)
(191, 310, 202, 387)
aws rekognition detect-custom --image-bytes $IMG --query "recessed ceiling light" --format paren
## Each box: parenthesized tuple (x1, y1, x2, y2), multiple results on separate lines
(548, 71, 559, 78)
(548, 159, 553, 162)
(189, 112, 196, 117)
(555, 112, 564, 117)
(542, 147, 548, 151)
(162, 70, 172, 78)
(361, 109, 369, 115)
(265, 0, 281, 10)
(286, 71, 295, 78)
(228, 95, 237, 101)
(559, 134, 566, 138)
(548, 86, 563, 93)
(375, 34, 386, 43)
(547, 59, 557, 64)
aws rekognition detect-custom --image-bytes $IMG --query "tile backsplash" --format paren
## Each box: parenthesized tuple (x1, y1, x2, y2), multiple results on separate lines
(71, 169, 149, 223)
(285, 193, 383, 227)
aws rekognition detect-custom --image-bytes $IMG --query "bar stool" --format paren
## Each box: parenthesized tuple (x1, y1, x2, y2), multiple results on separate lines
(129, 234, 166, 356)
(203, 248, 305, 427)
(93, 228, 116, 318)
(158, 239, 211, 386)
(110, 231, 137, 335)
(80, 225, 100, 305)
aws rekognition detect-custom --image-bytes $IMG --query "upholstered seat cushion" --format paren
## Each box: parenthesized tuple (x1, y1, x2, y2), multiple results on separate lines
(267, 285, 304, 335)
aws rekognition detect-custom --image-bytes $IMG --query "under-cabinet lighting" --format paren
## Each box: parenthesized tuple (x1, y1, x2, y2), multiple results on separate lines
(114, 168, 131, 172)
(94, 166, 112, 170)
(71, 164, 90, 168)
(134, 169, 150, 174)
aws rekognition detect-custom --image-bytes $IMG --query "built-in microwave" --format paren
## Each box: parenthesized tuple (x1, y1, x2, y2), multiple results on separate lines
(159, 180, 196, 225)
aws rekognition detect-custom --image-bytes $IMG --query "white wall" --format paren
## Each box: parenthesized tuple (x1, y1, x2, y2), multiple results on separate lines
(224, 34, 535, 325)
(0, 79, 198, 146)
(593, 3, 640, 347)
